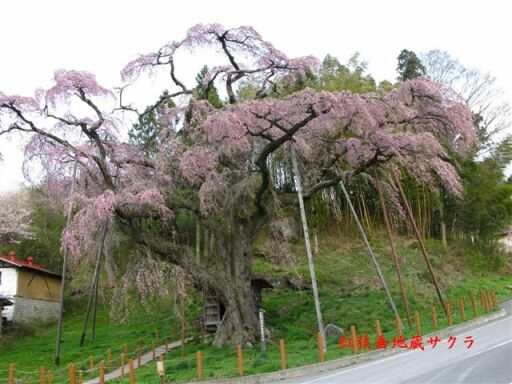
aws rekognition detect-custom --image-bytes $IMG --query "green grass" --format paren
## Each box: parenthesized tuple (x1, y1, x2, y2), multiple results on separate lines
(1, 229, 511, 383)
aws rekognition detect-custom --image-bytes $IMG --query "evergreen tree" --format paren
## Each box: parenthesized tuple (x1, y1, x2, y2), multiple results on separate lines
(397, 49, 426, 81)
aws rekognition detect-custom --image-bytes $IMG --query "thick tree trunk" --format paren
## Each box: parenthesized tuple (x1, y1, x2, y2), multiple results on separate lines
(210, 222, 261, 347)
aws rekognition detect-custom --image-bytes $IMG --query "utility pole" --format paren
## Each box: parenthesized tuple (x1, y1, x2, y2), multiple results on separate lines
(338, 175, 404, 330)
(290, 143, 327, 352)
(55, 160, 78, 365)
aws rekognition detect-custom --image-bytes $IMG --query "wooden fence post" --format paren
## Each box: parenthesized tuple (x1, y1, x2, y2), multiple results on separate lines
(483, 291, 490, 314)
(40, 366, 45, 384)
(159, 355, 165, 384)
(237, 345, 244, 376)
(152, 341, 156, 362)
(350, 325, 358, 354)
(8, 363, 15, 384)
(279, 339, 286, 370)
(492, 291, 498, 310)
(480, 290, 485, 310)
(446, 303, 453, 326)
(196, 351, 203, 381)
(107, 348, 112, 372)
(414, 311, 421, 336)
(317, 332, 324, 362)
(121, 353, 125, 377)
(396, 315, 402, 337)
(138, 343, 142, 365)
(47, 370, 52, 384)
(129, 359, 136, 384)
(99, 361, 105, 384)
(89, 354, 94, 370)
(165, 337, 169, 353)
(432, 307, 438, 331)
(69, 363, 76, 384)
(375, 320, 382, 337)
(470, 289, 478, 317)
(459, 300, 466, 321)
(79, 371, 83, 384)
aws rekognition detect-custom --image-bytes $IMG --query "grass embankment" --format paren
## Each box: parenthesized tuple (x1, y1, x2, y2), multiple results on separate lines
(1, 229, 511, 383)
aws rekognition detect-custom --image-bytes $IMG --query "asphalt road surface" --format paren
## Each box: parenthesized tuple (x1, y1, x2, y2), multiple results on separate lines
(278, 300, 512, 384)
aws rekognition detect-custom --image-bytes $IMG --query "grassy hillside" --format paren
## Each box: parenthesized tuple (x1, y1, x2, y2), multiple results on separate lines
(1, 228, 511, 383)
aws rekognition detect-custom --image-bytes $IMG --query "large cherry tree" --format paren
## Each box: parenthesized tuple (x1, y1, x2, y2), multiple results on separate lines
(0, 24, 476, 346)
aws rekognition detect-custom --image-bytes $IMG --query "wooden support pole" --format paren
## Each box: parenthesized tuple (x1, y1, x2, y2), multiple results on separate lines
(8, 363, 15, 384)
(459, 300, 466, 321)
(79, 371, 83, 384)
(55, 159, 78, 365)
(69, 364, 76, 384)
(486, 291, 492, 311)
(396, 315, 402, 337)
(338, 175, 403, 329)
(317, 332, 324, 362)
(480, 290, 485, 309)
(196, 351, 203, 381)
(237, 345, 244, 376)
(159, 355, 166, 384)
(138, 343, 142, 365)
(350, 325, 358, 354)
(375, 168, 413, 328)
(47, 370, 52, 384)
(89, 355, 94, 370)
(375, 320, 382, 337)
(79, 221, 108, 347)
(470, 289, 478, 317)
(414, 311, 421, 336)
(279, 339, 286, 370)
(152, 341, 156, 362)
(390, 167, 447, 315)
(40, 366, 45, 384)
(129, 359, 135, 384)
(432, 307, 438, 331)
(99, 361, 105, 384)
(124, 343, 128, 356)
(290, 144, 327, 352)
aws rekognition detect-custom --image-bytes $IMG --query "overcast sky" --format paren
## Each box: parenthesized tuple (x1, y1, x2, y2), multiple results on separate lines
(0, 0, 511, 192)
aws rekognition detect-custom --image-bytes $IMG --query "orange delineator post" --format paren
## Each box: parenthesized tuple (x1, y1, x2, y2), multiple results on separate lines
(279, 339, 286, 370)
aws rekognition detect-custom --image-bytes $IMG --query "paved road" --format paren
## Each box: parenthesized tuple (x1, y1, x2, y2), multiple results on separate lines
(279, 300, 512, 384)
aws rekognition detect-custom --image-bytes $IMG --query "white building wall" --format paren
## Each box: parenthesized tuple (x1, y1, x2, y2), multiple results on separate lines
(0, 268, 18, 296)
(0, 268, 17, 321)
